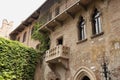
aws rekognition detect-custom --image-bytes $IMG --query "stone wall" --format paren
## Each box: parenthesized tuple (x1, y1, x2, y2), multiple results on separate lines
(39, 0, 120, 80)
(15, 24, 39, 49)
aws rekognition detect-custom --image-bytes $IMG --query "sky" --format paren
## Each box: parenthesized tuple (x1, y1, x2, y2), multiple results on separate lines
(0, 0, 46, 30)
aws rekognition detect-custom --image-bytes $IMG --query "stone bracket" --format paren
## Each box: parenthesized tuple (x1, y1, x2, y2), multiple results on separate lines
(58, 59, 69, 70)
(77, 2, 88, 11)
(65, 11, 75, 19)
(45, 26, 54, 32)
(54, 19, 63, 26)
(47, 59, 69, 70)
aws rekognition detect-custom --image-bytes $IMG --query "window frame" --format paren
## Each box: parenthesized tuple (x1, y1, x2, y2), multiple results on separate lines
(92, 8, 102, 35)
(78, 16, 86, 41)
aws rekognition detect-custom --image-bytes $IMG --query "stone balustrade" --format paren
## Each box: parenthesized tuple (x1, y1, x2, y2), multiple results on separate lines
(45, 45, 70, 63)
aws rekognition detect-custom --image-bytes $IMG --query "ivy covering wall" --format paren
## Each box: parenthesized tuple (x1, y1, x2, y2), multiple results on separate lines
(31, 22, 50, 55)
(0, 37, 38, 80)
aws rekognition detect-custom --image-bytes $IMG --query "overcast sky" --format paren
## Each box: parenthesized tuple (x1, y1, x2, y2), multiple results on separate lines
(0, 0, 46, 29)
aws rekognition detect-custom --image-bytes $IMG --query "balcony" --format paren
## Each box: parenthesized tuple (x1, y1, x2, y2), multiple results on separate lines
(39, 0, 92, 32)
(45, 45, 70, 63)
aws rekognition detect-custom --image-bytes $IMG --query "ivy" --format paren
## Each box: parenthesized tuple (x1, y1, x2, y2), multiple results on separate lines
(31, 22, 50, 55)
(0, 37, 38, 80)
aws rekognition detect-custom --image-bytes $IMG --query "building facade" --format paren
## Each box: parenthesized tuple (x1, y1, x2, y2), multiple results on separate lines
(10, 14, 40, 49)
(10, 0, 120, 80)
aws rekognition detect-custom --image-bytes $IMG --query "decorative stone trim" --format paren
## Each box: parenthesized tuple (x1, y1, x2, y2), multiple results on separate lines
(73, 66, 96, 80)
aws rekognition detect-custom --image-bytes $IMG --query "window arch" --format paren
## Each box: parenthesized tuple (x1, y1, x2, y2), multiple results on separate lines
(73, 66, 96, 80)
(92, 8, 102, 35)
(78, 16, 86, 40)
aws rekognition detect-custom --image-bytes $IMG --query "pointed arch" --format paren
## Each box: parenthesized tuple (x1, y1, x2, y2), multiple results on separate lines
(73, 66, 96, 80)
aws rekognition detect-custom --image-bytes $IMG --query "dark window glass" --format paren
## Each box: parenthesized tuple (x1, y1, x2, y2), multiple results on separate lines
(78, 16, 86, 40)
(23, 32, 27, 42)
(17, 37, 20, 41)
(56, 78, 60, 80)
(82, 76, 90, 80)
(92, 8, 102, 35)
(57, 37, 63, 45)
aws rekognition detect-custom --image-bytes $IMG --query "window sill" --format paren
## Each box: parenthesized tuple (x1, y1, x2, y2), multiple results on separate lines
(91, 32, 104, 39)
(77, 38, 87, 44)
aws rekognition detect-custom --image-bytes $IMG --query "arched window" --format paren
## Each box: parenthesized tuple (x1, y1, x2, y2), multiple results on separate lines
(78, 16, 86, 40)
(23, 32, 27, 42)
(73, 67, 96, 80)
(92, 8, 102, 35)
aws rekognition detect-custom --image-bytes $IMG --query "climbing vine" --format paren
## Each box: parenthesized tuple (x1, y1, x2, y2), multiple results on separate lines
(0, 37, 39, 80)
(31, 22, 50, 55)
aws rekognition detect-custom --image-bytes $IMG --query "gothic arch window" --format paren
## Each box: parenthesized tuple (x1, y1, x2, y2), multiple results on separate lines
(92, 8, 102, 35)
(73, 67, 96, 80)
(78, 16, 86, 40)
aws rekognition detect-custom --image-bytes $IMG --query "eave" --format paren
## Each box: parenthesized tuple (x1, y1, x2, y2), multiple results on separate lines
(38, 0, 91, 33)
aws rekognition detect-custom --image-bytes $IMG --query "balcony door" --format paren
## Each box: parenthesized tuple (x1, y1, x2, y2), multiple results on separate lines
(57, 36, 63, 45)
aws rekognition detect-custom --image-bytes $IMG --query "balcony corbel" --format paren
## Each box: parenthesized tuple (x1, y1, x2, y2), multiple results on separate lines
(48, 63, 56, 71)
(31, 16, 38, 20)
(45, 26, 54, 32)
(65, 11, 75, 19)
(54, 19, 63, 26)
(77, 2, 88, 11)
(58, 59, 69, 70)
(48, 59, 69, 70)
(45, 45, 70, 70)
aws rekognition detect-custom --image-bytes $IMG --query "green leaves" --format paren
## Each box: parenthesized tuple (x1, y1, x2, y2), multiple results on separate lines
(0, 37, 38, 80)
(31, 22, 50, 55)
